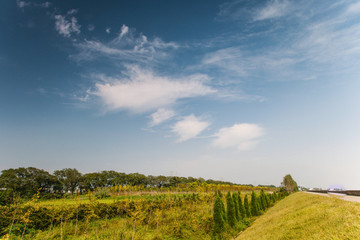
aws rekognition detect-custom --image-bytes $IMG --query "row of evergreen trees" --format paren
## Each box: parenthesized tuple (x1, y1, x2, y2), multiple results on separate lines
(212, 190, 286, 239)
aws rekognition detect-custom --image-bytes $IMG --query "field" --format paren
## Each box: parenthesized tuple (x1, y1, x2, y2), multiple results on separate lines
(236, 192, 360, 240)
(1, 189, 282, 240)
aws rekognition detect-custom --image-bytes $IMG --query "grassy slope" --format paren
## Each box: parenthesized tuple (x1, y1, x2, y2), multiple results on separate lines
(237, 192, 360, 240)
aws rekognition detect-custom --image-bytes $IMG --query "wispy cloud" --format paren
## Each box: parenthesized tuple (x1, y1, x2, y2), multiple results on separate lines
(16, 0, 51, 9)
(172, 115, 210, 142)
(54, 10, 81, 38)
(253, 0, 291, 21)
(88, 65, 216, 113)
(72, 24, 178, 64)
(149, 108, 175, 127)
(205, 1, 360, 82)
(212, 123, 264, 151)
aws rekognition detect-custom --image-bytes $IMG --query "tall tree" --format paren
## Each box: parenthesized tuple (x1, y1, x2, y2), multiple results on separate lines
(250, 191, 260, 216)
(281, 174, 298, 192)
(54, 168, 82, 194)
(244, 194, 251, 217)
(237, 192, 245, 219)
(226, 192, 236, 227)
(213, 195, 225, 239)
(232, 192, 240, 221)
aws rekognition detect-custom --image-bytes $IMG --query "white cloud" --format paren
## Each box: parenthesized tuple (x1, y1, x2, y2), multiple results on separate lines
(16, 1, 51, 9)
(73, 24, 178, 63)
(346, 1, 360, 14)
(212, 123, 264, 151)
(253, 0, 291, 21)
(149, 108, 175, 126)
(16, 0, 31, 8)
(172, 115, 210, 142)
(54, 12, 81, 38)
(119, 24, 129, 38)
(105, 27, 111, 34)
(90, 66, 216, 113)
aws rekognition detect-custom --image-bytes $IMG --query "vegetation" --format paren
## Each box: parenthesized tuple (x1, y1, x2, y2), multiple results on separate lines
(0, 167, 274, 204)
(281, 174, 298, 193)
(237, 192, 360, 240)
(0, 168, 293, 239)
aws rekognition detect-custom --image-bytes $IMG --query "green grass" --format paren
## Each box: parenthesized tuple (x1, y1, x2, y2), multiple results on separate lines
(37, 193, 189, 207)
(236, 192, 360, 240)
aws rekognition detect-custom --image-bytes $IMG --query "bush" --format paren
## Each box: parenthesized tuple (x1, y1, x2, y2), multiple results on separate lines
(94, 189, 110, 199)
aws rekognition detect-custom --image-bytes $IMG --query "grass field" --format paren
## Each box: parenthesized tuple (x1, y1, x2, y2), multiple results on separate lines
(236, 192, 360, 240)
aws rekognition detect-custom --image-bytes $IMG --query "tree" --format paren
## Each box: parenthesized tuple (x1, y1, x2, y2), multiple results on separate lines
(54, 168, 82, 194)
(232, 193, 240, 221)
(250, 191, 260, 216)
(212, 195, 225, 239)
(226, 192, 236, 227)
(281, 174, 298, 193)
(244, 195, 251, 217)
(237, 192, 245, 219)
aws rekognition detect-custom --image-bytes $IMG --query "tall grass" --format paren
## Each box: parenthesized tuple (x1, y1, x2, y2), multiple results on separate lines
(237, 192, 360, 240)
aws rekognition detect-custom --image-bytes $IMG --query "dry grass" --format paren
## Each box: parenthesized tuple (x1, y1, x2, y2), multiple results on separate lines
(237, 192, 360, 240)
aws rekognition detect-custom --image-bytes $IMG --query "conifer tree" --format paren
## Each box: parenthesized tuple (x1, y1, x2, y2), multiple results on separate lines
(232, 192, 240, 221)
(251, 191, 260, 216)
(259, 190, 266, 210)
(213, 195, 225, 238)
(237, 192, 245, 219)
(226, 192, 236, 227)
(244, 195, 251, 217)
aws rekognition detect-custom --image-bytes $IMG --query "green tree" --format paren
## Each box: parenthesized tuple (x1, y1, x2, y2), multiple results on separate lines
(281, 174, 298, 193)
(250, 191, 260, 216)
(244, 194, 251, 217)
(54, 168, 82, 194)
(232, 192, 240, 221)
(226, 192, 236, 227)
(212, 195, 225, 239)
(237, 192, 245, 219)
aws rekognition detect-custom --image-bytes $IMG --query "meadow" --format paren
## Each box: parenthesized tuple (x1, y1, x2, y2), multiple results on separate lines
(0, 189, 283, 240)
(237, 192, 360, 240)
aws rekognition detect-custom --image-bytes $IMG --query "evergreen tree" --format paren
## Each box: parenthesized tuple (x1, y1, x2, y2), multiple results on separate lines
(220, 194, 226, 222)
(250, 191, 260, 216)
(259, 189, 267, 210)
(237, 192, 245, 219)
(232, 192, 240, 221)
(226, 192, 236, 227)
(213, 195, 225, 239)
(244, 194, 251, 217)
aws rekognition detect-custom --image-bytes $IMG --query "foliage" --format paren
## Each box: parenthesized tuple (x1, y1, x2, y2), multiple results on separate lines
(244, 195, 251, 218)
(251, 191, 261, 216)
(212, 194, 225, 239)
(281, 174, 298, 193)
(0, 167, 277, 201)
(226, 192, 236, 228)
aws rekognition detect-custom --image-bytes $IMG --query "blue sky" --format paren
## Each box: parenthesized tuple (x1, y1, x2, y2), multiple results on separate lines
(1, 0, 360, 189)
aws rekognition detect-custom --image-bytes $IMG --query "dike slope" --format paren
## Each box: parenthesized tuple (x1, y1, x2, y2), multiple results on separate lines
(236, 192, 360, 240)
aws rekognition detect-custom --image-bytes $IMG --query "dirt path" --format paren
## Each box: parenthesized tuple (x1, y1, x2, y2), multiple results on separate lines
(307, 192, 360, 203)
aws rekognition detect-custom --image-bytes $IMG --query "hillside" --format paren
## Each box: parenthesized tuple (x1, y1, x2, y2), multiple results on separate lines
(237, 192, 360, 240)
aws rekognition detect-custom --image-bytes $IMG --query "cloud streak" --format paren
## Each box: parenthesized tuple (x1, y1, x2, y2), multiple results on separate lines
(72, 24, 178, 64)
(253, 0, 291, 21)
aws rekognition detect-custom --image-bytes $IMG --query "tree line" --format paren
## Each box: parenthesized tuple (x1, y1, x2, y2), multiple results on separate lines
(0, 167, 257, 201)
